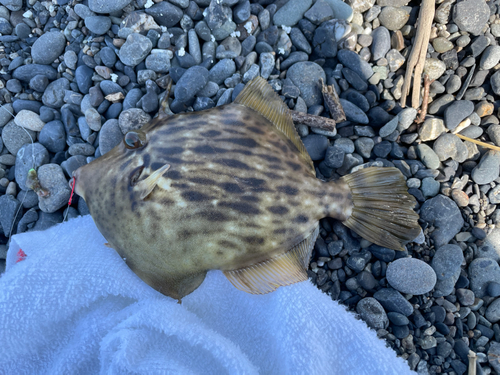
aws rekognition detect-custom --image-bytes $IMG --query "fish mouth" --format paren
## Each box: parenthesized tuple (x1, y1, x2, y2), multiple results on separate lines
(70, 168, 84, 198)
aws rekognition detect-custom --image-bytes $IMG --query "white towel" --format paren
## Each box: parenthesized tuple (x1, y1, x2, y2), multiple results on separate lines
(1, 215, 414, 374)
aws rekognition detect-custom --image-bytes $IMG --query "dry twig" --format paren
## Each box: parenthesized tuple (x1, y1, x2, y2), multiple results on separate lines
(415, 74, 434, 124)
(400, 0, 435, 109)
(321, 79, 346, 122)
(455, 134, 500, 152)
(468, 350, 477, 375)
(290, 110, 337, 131)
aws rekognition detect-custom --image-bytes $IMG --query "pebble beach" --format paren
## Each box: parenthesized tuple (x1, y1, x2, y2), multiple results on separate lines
(1, 0, 500, 373)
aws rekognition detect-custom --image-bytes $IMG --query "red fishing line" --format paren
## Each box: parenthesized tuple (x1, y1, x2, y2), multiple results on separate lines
(16, 249, 27, 263)
(68, 177, 76, 206)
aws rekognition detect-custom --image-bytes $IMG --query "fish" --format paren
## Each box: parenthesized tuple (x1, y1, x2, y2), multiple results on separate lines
(72, 76, 420, 301)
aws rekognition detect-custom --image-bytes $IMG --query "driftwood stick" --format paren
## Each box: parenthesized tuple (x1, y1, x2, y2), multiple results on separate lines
(415, 74, 434, 124)
(321, 79, 346, 122)
(468, 350, 477, 375)
(291, 110, 337, 131)
(400, 0, 435, 109)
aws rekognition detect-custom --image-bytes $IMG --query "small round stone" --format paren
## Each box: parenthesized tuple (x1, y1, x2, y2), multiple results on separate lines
(443, 100, 474, 131)
(302, 134, 329, 160)
(37, 164, 72, 213)
(386, 258, 437, 295)
(469, 258, 500, 298)
(471, 151, 500, 185)
(287, 61, 326, 107)
(431, 244, 464, 281)
(356, 297, 389, 329)
(378, 6, 409, 31)
(423, 58, 447, 81)
(432, 37, 454, 53)
(119, 33, 153, 67)
(487, 282, 500, 297)
(31, 31, 66, 65)
(421, 177, 440, 198)
(14, 110, 45, 132)
(456, 288, 475, 306)
(452, 0, 490, 36)
(85, 16, 111, 35)
(485, 298, 500, 323)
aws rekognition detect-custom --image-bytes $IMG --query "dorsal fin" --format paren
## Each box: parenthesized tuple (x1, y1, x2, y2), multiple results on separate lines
(234, 76, 315, 175)
(223, 225, 319, 294)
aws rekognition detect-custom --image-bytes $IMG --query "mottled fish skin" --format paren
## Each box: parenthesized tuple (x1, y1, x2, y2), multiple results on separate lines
(74, 104, 352, 298)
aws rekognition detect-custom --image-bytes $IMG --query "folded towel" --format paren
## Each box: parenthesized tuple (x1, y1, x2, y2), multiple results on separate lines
(1, 215, 414, 374)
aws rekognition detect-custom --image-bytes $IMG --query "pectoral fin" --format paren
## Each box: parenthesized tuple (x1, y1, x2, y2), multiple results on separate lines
(223, 225, 319, 294)
(135, 164, 171, 200)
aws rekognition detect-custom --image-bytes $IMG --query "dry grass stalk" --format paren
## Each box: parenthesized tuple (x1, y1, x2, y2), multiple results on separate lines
(456, 134, 500, 152)
(400, 0, 436, 109)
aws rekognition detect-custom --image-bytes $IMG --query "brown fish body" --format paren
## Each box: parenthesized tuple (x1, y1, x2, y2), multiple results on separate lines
(74, 77, 420, 300)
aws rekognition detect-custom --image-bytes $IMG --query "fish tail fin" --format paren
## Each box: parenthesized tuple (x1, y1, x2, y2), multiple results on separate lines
(341, 167, 421, 251)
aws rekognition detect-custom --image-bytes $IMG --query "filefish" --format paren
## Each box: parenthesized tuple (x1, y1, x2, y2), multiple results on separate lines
(72, 77, 420, 301)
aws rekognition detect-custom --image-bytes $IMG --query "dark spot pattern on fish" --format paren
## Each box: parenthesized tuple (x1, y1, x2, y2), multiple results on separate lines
(286, 161, 302, 171)
(171, 183, 189, 189)
(241, 236, 265, 245)
(273, 228, 287, 234)
(277, 185, 299, 196)
(222, 118, 247, 127)
(221, 182, 244, 193)
(119, 159, 133, 171)
(240, 178, 266, 188)
(141, 153, 151, 169)
(181, 191, 211, 202)
(219, 239, 238, 248)
(156, 126, 185, 136)
(151, 162, 164, 171)
(256, 154, 281, 163)
(209, 211, 230, 221)
(267, 206, 289, 215)
(200, 130, 222, 137)
(191, 145, 227, 154)
(189, 177, 217, 185)
(216, 137, 258, 148)
(293, 215, 309, 223)
(219, 202, 261, 215)
(166, 170, 182, 180)
(157, 147, 184, 155)
(247, 126, 265, 134)
(216, 159, 251, 170)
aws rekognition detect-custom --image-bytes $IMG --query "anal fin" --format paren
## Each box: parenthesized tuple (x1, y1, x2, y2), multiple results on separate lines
(223, 225, 319, 294)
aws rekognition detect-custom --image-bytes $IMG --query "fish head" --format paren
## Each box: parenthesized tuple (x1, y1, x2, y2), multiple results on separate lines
(73, 128, 152, 203)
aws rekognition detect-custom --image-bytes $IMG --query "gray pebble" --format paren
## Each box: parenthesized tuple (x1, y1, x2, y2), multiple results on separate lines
(175, 65, 209, 103)
(39, 120, 66, 153)
(99, 119, 123, 155)
(339, 99, 369, 124)
(0, 194, 21, 237)
(420, 195, 464, 248)
(469, 258, 500, 298)
(432, 244, 464, 281)
(209, 59, 236, 85)
(337, 49, 373, 80)
(452, 0, 490, 36)
(443, 100, 474, 130)
(42, 78, 70, 109)
(15, 143, 50, 191)
(302, 134, 328, 160)
(89, 0, 132, 13)
(416, 144, 440, 170)
(386, 258, 437, 295)
(31, 32, 66, 65)
(356, 297, 389, 329)
(433, 133, 468, 162)
(471, 150, 500, 185)
(373, 288, 413, 316)
(273, 0, 313, 27)
(378, 6, 409, 31)
(118, 108, 151, 134)
(480, 45, 500, 70)
(119, 33, 153, 67)
(421, 177, 440, 198)
(37, 164, 72, 213)
(285, 62, 325, 107)
(85, 16, 111, 35)
(371, 26, 390, 61)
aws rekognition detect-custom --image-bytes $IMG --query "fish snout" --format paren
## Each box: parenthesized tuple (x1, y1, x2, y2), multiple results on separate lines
(70, 168, 84, 198)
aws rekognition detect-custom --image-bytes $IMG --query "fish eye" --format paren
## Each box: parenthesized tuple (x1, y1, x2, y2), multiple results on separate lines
(124, 130, 147, 149)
